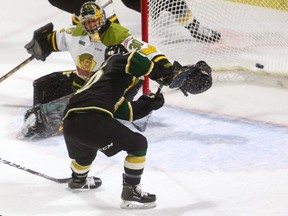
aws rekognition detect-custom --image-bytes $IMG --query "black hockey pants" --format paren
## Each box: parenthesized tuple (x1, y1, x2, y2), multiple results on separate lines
(63, 111, 148, 165)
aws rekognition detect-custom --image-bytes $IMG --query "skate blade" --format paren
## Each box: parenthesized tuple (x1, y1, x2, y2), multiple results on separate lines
(120, 200, 156, 209)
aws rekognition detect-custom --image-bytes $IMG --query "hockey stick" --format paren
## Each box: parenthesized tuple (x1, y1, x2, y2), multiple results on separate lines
(102, 0, 113, 9)
(0, 56, 34, 83)
(132, 84, 163, 132)
(0, 157, 71, 183)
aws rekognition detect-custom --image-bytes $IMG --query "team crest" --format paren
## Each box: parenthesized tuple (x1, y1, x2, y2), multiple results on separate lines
(77, 53, 96, 81)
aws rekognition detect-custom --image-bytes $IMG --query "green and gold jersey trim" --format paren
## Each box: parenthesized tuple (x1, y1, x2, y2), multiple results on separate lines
(125, 51, 154, 77)
(62, 107, 113, 120)
(50, 31, 59, 52)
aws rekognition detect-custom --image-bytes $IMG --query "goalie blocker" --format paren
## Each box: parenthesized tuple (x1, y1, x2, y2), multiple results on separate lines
(168, 60, 212, 96)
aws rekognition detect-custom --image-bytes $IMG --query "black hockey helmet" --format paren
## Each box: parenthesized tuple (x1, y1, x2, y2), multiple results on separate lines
(79, 2, 106, 36)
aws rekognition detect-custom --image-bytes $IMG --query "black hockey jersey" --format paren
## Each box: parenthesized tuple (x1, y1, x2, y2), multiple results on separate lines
(63, 51, 155, 122)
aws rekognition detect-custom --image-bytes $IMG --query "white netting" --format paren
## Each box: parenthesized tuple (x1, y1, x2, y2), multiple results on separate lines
(147, 0, 288, 87)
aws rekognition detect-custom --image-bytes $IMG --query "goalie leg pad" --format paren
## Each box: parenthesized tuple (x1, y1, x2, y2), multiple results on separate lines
(33, 71, 74, 105)
(19, 105, 47, 138)
(19, 94, 71, 139)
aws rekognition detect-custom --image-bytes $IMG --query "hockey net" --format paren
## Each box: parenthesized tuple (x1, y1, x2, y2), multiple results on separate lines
(142, 0, 288, 90)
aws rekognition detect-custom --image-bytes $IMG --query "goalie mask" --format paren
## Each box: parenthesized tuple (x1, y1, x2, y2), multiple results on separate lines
(79, 2, 106, 37)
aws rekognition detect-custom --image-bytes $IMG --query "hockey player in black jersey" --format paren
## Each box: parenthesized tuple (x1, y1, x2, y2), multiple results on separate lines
(19, 1, 213, 209)
(48, 0, 221, 42)
(63, 50, 167, 209)
(62, 46, 212, 209)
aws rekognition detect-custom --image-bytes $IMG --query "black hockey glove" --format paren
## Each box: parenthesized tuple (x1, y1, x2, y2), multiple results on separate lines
(149, 62, 173, 86)
(25, 23, 54, 61)
(169, 61, 212, 96)
(138, 93, 165, 111)
(104, 44, 128, 60)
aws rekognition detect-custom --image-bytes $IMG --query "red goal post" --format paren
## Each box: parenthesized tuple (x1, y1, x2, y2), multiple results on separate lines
(141, 0, 150, 95)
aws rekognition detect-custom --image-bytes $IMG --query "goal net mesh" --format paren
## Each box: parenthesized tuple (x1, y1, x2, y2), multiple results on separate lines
(146, 0, 288, 87)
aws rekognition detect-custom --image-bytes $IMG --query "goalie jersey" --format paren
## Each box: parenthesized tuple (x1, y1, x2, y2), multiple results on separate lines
(48, 20, 172, 89)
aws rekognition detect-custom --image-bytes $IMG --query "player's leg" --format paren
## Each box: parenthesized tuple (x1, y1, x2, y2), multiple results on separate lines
(19, 71, 74, 139)
(95, 114, 156, 209)
(64, 111, 156, 208)
(19, 94, 72, 139)
(151, 0, 221, 42)
(63, 112, 102, 189)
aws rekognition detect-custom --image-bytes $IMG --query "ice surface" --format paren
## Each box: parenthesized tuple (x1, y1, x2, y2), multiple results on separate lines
(1, 1, 288, 216)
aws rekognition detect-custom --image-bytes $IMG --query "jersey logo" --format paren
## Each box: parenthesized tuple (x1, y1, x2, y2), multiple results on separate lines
(129, 39, 144, 50)
(99, 143, 113, 152)
(124, 36, 144, 50)
(77, 53, 96, 80)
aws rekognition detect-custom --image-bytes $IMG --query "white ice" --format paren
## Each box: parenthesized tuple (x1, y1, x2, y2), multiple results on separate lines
(1, 1, 288, 216)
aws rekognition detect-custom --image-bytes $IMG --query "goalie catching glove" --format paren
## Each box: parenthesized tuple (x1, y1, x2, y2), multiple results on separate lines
(25, 22, 54, 61)
(169, 61, 212, 96)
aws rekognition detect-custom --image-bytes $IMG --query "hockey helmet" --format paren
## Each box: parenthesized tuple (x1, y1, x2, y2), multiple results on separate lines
(79, 2, 106, 35)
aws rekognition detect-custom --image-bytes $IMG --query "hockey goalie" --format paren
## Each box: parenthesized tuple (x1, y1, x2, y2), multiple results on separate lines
(19, 58, 212, 139)
(18, 5, 212, 140)
(18, 46, 212, 140)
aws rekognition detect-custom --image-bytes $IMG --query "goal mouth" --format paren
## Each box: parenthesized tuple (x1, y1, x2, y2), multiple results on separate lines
(142, 0, 288, 90)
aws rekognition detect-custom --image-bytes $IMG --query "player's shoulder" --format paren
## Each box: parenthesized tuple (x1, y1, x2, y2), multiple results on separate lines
(100, 21, 131, 46)
(68, 24, 88, 37)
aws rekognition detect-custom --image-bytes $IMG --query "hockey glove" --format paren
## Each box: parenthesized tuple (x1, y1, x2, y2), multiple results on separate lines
(138, 93, 165, 111)
(149, 62, 173, 86)
(104, 44, 128, 60)
(169, 61, 212, 96)
(25, 23, 54, 61)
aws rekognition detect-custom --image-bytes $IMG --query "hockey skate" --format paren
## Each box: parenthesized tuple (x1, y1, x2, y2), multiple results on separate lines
(187, 18, 221, 43)
(68, 176, 102, 190)
(121, 174, 156, 209)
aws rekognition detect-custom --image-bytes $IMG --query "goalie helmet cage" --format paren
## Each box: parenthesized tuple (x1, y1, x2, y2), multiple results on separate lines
(141, 0, 288, 92)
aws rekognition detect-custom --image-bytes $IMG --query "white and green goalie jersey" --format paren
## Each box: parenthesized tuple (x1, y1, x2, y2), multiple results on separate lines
(48, 20, 172, 89)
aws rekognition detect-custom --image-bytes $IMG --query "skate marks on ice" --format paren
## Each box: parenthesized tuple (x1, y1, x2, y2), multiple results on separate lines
(143, 106, 288, 171)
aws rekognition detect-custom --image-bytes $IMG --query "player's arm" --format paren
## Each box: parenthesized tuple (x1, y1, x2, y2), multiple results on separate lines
(25, 23, 75, 61)
(124, 50, 213, 96)
(114, 93, 164, 121)
(99, 21, 173, 69)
